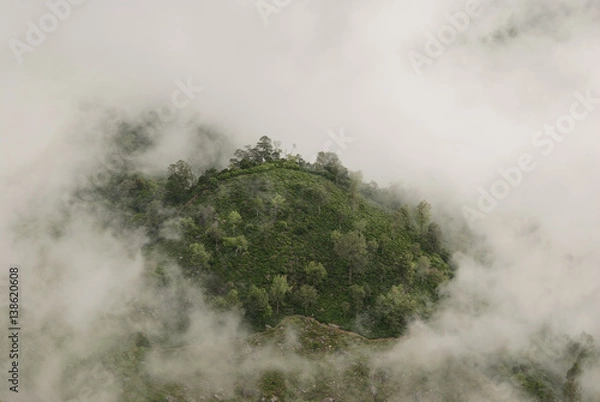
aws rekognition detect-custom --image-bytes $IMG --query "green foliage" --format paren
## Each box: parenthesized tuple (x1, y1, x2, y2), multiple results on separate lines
(227, 210, 242, 234)
(295, 285, 318, 314)
(113, 123, 156, 155)
(306, 185, 328, 214)
(374, 284, 418, 334)
(206, 223, 225, 247)
(165, 160, 195, 204)
(229, 136, 282, 169)
(332, 229, 368, 284)
(562, 361, 582, 402)
(183, 242, 211, 279)
(422, 221, 443, 254)
(152, 263, 169, 287)
(259, 369, 287, 401)
(80, 134, 597, 402)
(561, 333, 597, 402)
(270, 193, 286, 220)
(349, 284, 367, 315)
(188, 242, 210, 266)
(392, 205, 415, 238)
(223, 235, 249, 253)
(253, 196, 264, 218)
(415, 200, 432, 235)
(314, 151, 349, 184)
(91, 136, 452, 338)
(397, 251, 415, 283)
(245, 285, 272, 324)
(209, 288, 242, 310)
(269, 275, 291, 315)
(304, 261, 327, 287)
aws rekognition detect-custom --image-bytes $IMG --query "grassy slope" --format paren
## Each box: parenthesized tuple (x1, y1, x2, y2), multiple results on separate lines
(78, 149, 583, 401)
(113, 315, 396, 402)
(168, 165, 451, 335)
(107, 316, 573, 402)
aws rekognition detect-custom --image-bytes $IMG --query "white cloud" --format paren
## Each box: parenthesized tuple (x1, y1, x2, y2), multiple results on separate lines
(1, 0, 599, 399)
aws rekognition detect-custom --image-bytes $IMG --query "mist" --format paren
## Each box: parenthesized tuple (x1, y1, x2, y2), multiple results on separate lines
(1, 0, 599, 400)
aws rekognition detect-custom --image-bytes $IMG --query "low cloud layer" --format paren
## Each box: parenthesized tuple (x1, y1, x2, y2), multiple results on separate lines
(1, 0, 599, 400)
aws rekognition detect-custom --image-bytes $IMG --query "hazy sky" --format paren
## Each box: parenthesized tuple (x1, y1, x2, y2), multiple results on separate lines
(1, 0, 599, 400)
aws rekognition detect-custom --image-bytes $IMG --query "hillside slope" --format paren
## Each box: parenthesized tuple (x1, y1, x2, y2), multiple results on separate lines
(66, 133, 597, 402)
(139, 147, 452, 337)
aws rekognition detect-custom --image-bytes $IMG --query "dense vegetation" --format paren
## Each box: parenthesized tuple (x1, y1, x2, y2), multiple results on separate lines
(89, 130, 452, 338)
(65, 125, 598, 402)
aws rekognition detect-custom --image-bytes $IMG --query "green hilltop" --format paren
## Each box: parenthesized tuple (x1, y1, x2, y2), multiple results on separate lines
(95, 133, 452, 338)
(72, 130, 596, 402)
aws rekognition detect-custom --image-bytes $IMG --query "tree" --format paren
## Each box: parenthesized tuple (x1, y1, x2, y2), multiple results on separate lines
(314, 151, 339, 170)
(348, 171, 363, 210)
(562, 333, 596, 402)
(411, 243, 421, 258)
(307, 185, 328, 214)
(296, 285, 318, 314)
(259, 369, 287, 401)
(269, 275, 291, 315)
(355, 218, 368, 234)
(304, 261, 327, 287)
(197, 167, 217, 187)
(206, 222, 225, 248)
(271, 194, 286, 221)
(562, 361, 582, 402)
(185, 242, 211, 278)
(256, 135, 278, 162)
(416, 255, 431, 278)
(367, 239, 379, 256)
(392, 205, 414, 238)
(415, 201, 432, 235)
(228, 136, 282, 168)
(349, 284, 367, 315)
(330, 229, 342, 242)
(246, 285, 272, 322)
(196, 205, 217, 226)
(336, 209, 350, 229)
(396, 251, 415, 283)
(332, 230, 368, 284)
(224, 289, 242, 309)
(211, 289, 242, 310)
(254, 196, 264, 218)
(314, 151, 348, 183)
(165, 160, 195, 204)
(374, 285, 418, 335)
(179, 217, 201, 242)
(227, 210, 242, 235)
(423, 222, 442, 254)
(223, 235, 248, 253)
(229, 147, 254, 169)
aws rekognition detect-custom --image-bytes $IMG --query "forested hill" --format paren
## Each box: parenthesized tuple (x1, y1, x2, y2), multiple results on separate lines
(67, 132, 597, 402)
(89, 134, 452, 338)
